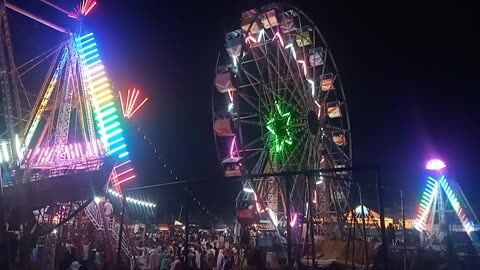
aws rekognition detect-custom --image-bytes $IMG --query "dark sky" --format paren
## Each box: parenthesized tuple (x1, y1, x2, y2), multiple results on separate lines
(5, 0, 478, 223)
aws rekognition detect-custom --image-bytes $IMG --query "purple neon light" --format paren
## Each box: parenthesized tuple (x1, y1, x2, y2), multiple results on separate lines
(290, 213, 298, 227)
(230, 136, 238, 158)
(426, 159, 446, 171)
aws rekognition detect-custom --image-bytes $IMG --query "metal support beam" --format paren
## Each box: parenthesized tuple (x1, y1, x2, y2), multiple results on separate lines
(5, 2, 69, 34)
(284, 177, 292, 267)
(125, 166, 379, 192)
(35, 199, 93, 237)
(306, 177, 316, 268)
(40, 0, 71, 16)
(184, 183, 190, 265)
(375, 170, 388, 269)
(117, 194, 127, 267)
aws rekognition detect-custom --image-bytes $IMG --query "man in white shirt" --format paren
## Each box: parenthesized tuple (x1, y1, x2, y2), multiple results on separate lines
(104, 199, 113, 217)
(104, 198, 113, 228)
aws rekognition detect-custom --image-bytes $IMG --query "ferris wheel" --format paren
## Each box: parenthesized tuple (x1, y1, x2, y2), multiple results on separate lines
(212, 3, 352, 231)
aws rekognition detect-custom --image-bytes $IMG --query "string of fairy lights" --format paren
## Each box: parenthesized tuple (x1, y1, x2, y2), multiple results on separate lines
(116, 87, 223, 223)
(133, 124, 224, 224)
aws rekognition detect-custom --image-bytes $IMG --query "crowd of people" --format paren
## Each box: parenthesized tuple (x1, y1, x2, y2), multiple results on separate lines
(134, 230, 239, 270)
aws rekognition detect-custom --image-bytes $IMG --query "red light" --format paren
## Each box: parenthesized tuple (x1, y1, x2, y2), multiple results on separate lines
(120, 88, 148, 119)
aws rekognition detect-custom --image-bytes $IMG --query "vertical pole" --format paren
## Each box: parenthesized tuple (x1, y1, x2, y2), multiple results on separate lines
(0, 166, 10, 270)
(401, 189, 407, 270)
(358, 184, 369, 267)
(375, 168, 388, 269)
(117, 194, 127, 267)
(184, 182, 190, 267)
(306, 176, 316, 268)
(284, 177, 292, 267)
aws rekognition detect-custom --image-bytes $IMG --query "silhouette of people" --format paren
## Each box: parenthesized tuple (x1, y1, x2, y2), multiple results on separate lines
(386, 223, 395, 245)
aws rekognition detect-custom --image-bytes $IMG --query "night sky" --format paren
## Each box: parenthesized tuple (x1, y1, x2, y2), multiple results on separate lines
(5, 0, 478, 224)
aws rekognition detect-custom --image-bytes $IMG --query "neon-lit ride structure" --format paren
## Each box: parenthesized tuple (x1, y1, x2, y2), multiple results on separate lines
(415, 159, 479, 241)
(212, 3, 352, 237)
(0, 1, 151, 267)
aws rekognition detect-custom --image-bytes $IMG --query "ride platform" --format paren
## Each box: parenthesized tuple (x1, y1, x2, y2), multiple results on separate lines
(2, 157, 115, 211)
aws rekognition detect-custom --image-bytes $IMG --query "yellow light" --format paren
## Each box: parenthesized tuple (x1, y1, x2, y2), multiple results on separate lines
(95, 90, 110, 99)
(90, 71, 105, 81)
(87, 65, 104, 75)
(97, 94, 113, 105)
(94, 83, 111, 93)
(92, 77, 108, 86)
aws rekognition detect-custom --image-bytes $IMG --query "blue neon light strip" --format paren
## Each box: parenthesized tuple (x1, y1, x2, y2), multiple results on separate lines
(75, 32, 129, 159)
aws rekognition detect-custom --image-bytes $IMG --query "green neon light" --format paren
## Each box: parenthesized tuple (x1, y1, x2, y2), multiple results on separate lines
(104, 122, 121, 132)
(266, 101, 294, 154)
(96, 107, 116, 117)
(99, 101, 115, 112)
(103, 115, 119, 125)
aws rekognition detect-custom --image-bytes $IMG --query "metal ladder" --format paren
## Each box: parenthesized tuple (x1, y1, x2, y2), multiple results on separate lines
(108, 217, 134, 261)
(83, 201, 134, 263)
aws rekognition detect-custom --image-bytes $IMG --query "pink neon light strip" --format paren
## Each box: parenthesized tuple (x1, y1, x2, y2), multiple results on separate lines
(290, 213, 298, 227)
(83, 1, 96, 16)
(254, 193, 264, 213)
(78, 143, 84, 158)
(114, 174, 136, 186)
(129, 97, 148, 118)
(246, 35, 256, 45)
(116, 168, 134, 177)
(230, 136, 237, 158)
(129, 89, 140, 114)
(65, 146, 71, 160)
(74, 143, 81, 159)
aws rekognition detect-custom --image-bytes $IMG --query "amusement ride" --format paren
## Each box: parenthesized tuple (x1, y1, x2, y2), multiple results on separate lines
(415, 159, 479, 243)
(0, 0, 153, 268)
(212, 3, 354, 242)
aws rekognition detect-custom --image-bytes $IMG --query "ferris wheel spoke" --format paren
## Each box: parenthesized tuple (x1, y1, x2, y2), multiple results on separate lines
(249, 47, 275, 109)
(241, 66, 270, 111)
(243, 134, 266, 149)
(311, 134, 322, 169)
(239, 119, 263, 127)
(263, 48, 307, 115)
(251, 150, 269, 175)
(238, 92, 260, 112)
(276, 44, 311, 110)
(276, 131, 309, 172)
(269, 46, 308, 105)
(289, 132, 312, 199)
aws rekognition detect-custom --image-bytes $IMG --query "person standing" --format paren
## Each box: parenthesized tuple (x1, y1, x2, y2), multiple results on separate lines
(104, 199, 113, 222)
(170, 256, 182, 270)
(148, 247, 160, 270)
(195, 247, 201, 270)
(216, 249, 224, 270)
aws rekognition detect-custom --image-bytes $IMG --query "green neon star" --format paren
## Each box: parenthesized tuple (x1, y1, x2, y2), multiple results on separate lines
(266, 101, 294, 154)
